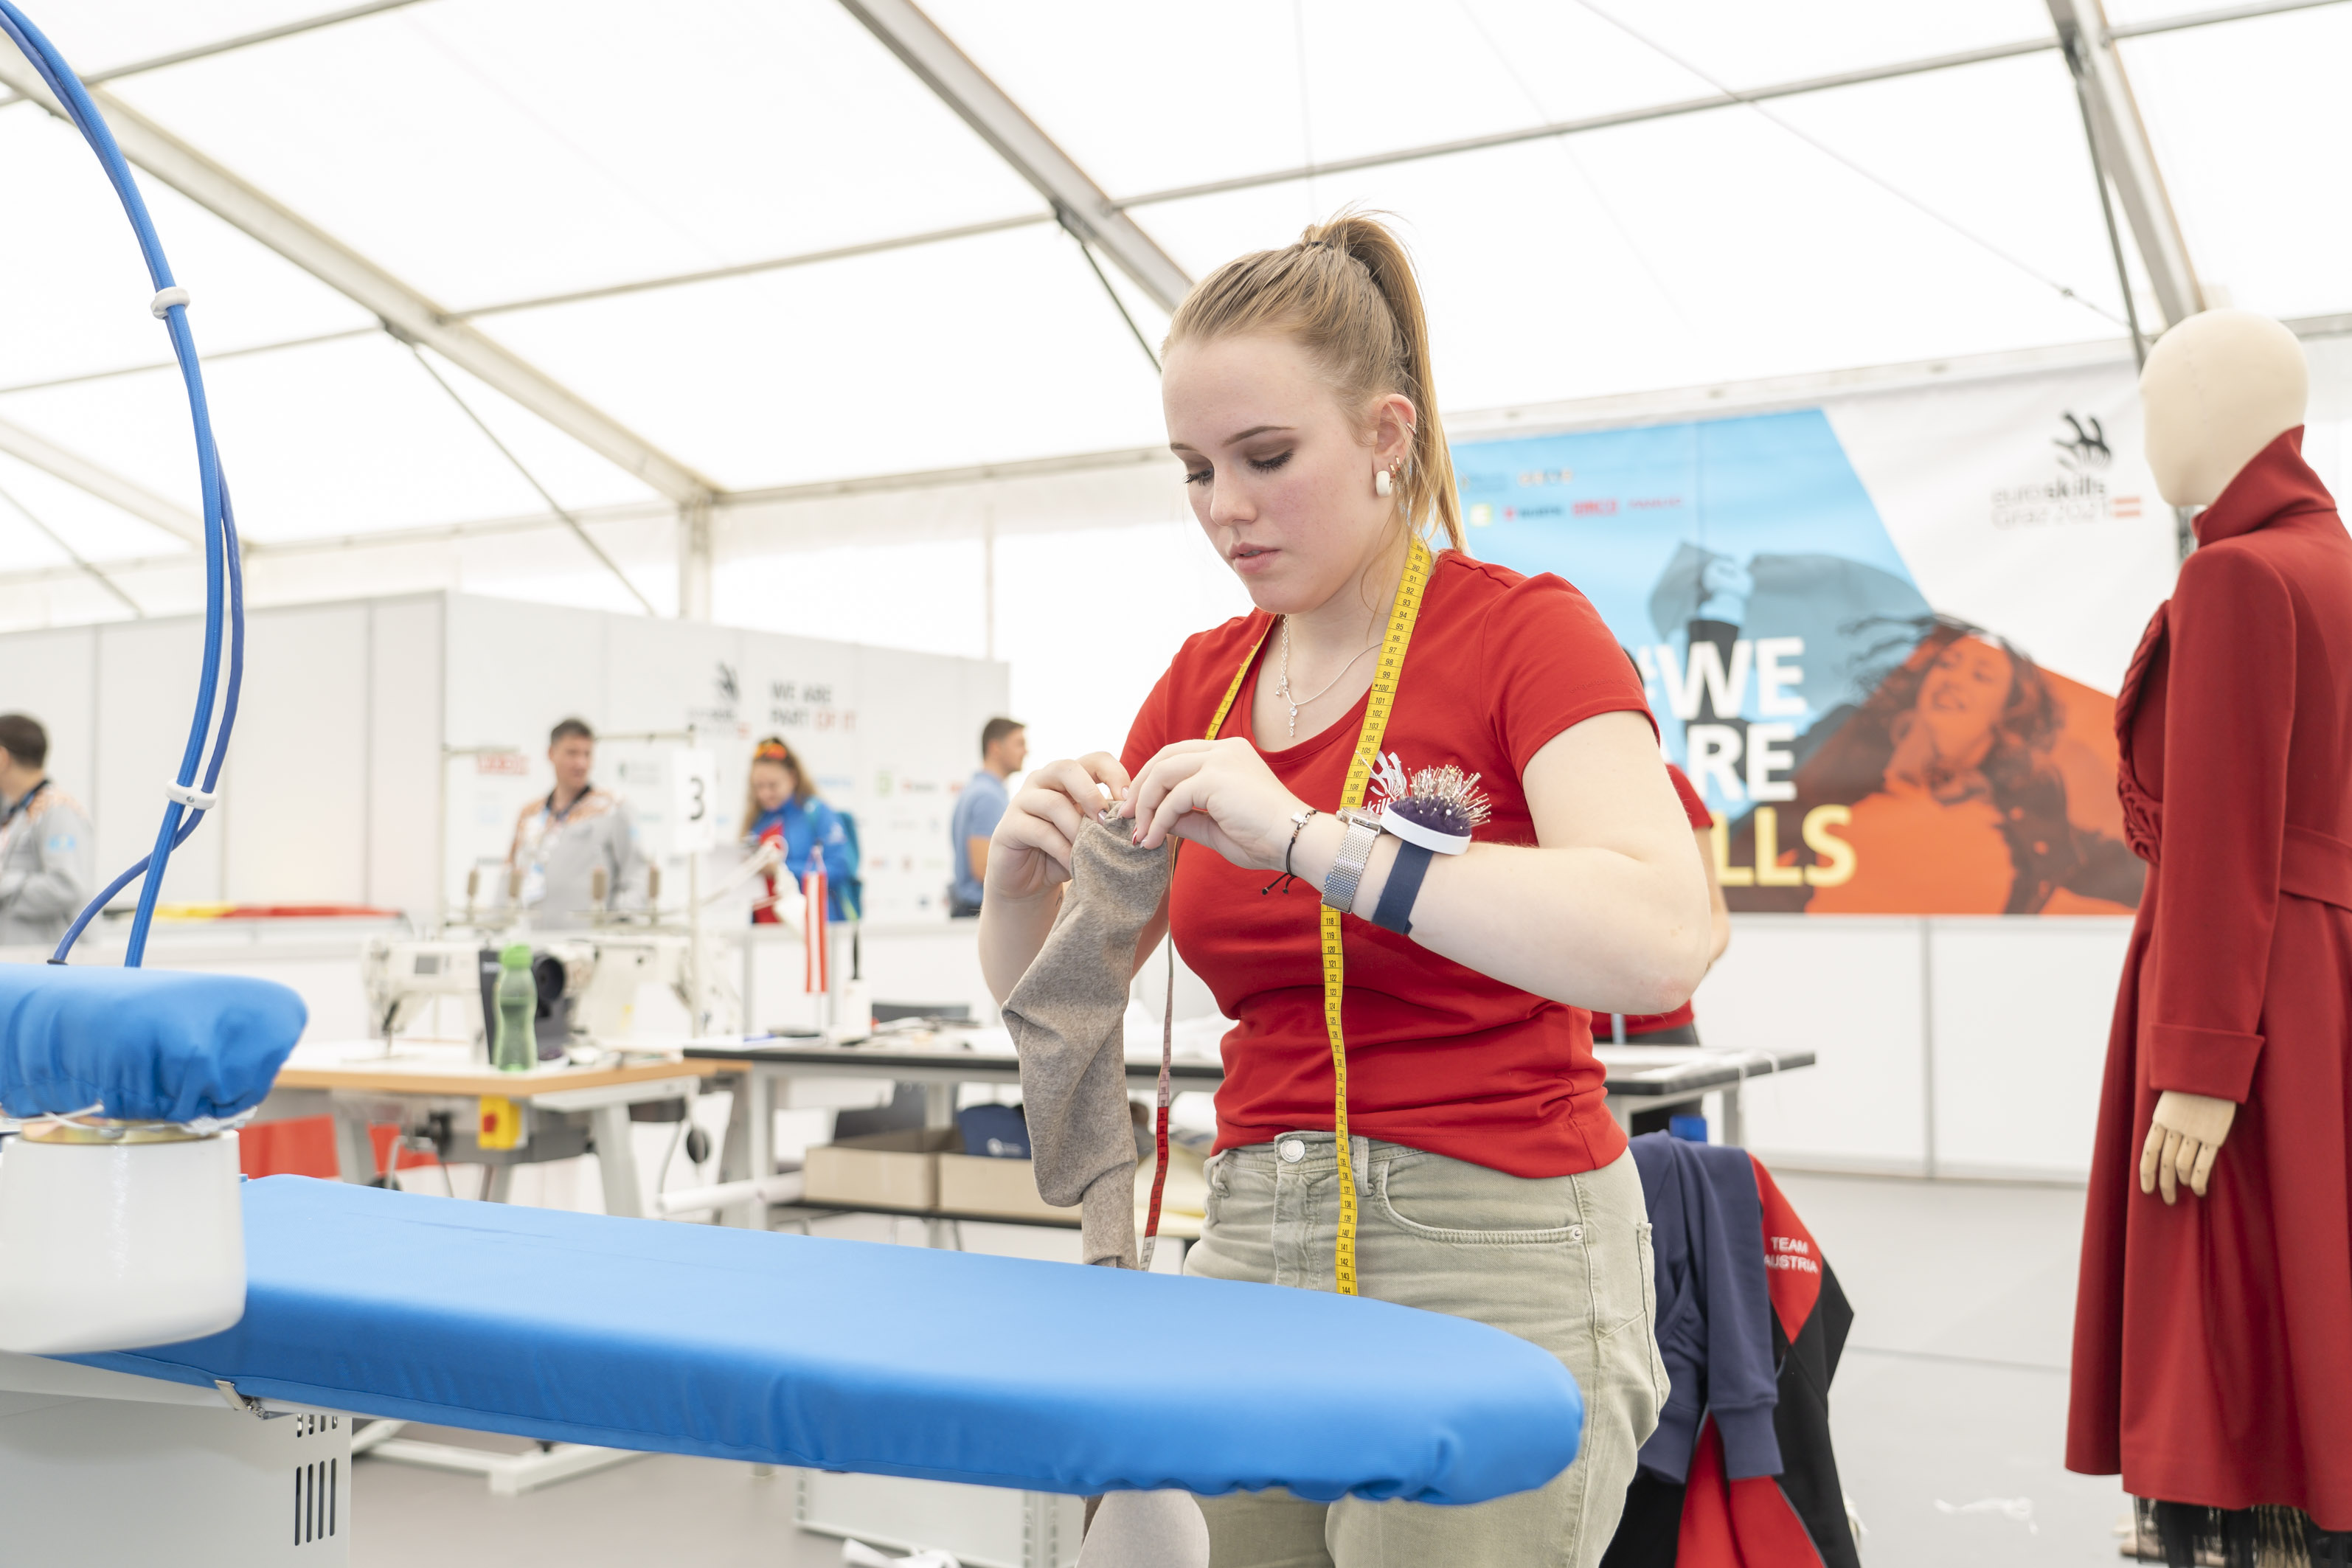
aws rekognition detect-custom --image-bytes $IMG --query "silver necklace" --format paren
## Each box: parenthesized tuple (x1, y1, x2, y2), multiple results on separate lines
(1274, 618, 1380, 739)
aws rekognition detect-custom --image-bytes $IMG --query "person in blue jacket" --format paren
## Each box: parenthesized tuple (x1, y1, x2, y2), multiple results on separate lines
(741, 736, 856, 923)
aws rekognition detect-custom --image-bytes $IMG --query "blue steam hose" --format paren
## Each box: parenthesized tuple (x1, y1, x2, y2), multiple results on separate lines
(0, 1, 245, 967)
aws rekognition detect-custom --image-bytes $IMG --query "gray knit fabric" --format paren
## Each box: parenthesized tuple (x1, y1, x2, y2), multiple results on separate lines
(1002, 816, 1171, 1268)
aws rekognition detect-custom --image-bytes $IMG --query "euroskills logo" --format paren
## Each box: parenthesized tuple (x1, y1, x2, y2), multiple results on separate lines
(715, 663, 740, 704)
(2053, 412, 2113, 474)
(1992, 412, 2133, 527)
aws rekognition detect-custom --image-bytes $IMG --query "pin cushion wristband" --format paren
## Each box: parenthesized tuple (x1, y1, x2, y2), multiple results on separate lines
(1370, 841, 1433, 934)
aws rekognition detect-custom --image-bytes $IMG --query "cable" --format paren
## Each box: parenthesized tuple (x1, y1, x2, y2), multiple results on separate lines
(49, 485, 243, 962)
(0, 475, 144, 617)
(0, 0, 242, 967)
(401, 339, 659, 616)
(1570, 0, 2129, 330)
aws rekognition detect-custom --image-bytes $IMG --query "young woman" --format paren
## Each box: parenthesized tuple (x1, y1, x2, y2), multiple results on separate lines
(741, 737, 857, 923)
(979, 216, 1710, 1567)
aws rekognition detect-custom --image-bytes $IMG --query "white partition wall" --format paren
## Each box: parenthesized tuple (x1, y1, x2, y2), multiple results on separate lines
(1695, 917, 1932, 1175)
(0, 592, 1009, 926)
(1694, 913, 2133, 1181)
(1929, 917, 2133, 1181)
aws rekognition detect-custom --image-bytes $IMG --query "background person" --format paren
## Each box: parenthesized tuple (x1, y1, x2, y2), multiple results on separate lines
(0, 713, 93, 950)
(948, 717, 1026, 917)
(742, 735, 857, 923)
(504, 717, 642, 930)
(979, 214, 1707, 1567)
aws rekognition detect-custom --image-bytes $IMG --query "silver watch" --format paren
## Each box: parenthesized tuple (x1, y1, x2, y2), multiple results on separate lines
(1321, 808, 1386, 912)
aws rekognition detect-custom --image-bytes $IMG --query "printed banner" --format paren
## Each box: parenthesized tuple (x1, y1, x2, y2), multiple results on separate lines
(1455, 370, 2176, 915)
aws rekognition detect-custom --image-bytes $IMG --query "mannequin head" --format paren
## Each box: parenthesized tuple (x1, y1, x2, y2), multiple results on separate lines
(2140, 310, 2307, 507)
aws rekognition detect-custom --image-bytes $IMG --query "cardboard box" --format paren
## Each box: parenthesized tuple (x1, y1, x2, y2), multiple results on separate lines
(937, 1153, 1079, 1224)
(801, 1128, 958, 1212)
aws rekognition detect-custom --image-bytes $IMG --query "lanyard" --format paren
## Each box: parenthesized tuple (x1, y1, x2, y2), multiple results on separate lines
(541, 784, 595, 830)
(1176, 535, 1433, 1296)
(0, 779, 50, 863)
(0, 778, 48, 830)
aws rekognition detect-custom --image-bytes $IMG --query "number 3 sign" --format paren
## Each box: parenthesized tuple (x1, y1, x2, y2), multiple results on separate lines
(670, 748, 718, 854)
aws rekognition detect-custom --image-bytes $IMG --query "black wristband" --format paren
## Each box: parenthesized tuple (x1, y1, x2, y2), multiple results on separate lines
(1370, 840, 1434, 935)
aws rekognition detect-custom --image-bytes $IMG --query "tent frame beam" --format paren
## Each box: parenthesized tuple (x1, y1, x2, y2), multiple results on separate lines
(835, 0, 1191, 313)
(0, 46, 724, 617)
(0, 415, 201, 544)
(2049, 0, 2204, 327)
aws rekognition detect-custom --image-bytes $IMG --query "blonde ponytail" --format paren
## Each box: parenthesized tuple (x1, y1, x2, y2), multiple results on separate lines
(1165, 211, 1465, 552)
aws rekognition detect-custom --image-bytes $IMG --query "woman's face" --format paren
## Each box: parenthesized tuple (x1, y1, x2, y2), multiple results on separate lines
(751, 760, 795, 813)
(1915, 637, 2014, 757)
(1162, 332, 1412, 615)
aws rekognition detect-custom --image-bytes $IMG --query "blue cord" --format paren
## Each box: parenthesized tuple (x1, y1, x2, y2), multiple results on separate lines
(0, 1, 241, 967)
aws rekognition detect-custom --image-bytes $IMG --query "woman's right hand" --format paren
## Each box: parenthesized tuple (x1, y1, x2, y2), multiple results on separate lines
(986, 753, 1133, 904)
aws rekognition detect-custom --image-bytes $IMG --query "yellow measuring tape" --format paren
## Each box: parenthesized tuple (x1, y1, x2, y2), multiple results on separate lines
(1204, 535, 1433, 1296)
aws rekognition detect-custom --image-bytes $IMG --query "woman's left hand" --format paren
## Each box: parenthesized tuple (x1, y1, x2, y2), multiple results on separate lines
(1119, 738, 1305, 870)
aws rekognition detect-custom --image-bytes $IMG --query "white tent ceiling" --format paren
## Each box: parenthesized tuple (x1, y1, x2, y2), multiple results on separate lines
(0, 0, 2346, 608)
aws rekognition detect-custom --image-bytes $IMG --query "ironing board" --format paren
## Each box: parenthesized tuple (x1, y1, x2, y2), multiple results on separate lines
(70, 1176, 1583, 1505)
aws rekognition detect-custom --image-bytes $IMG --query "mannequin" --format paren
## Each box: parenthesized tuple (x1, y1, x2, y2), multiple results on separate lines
(2134, 311, 2308, 1202)
(2069, 308, 2352, 1564)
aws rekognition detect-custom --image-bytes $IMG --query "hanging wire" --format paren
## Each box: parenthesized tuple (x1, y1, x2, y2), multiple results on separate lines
(0, 476, 143, 617)
(400, 338, 658, 615)
(1057, 209, 1162, 374)
(1454, 0, 1696, 335)
(2058, 32, 2150, 369)
(1571, 0, 2129, 330)
(1293, 0, 1318, 224)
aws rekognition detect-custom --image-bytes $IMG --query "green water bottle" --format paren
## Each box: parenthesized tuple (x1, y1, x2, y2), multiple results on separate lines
(493, 943, 536, 1072)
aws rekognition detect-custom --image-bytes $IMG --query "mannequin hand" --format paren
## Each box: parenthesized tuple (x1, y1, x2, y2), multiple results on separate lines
(2140, 1090, 2238, 1204)
(989, 754, 1131, 903)
(1120, 738, 1304, 871)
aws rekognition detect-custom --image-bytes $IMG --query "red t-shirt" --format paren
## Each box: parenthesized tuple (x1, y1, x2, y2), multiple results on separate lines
(1122, 552, 1652, 1179)
(1620, 763, 1712, 1037)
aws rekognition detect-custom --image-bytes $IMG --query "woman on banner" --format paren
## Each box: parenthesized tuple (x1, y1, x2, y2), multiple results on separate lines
(978, 213, 1710, 1567)
(741, 736, 858, 923)
(1738, 618, 2143, 914)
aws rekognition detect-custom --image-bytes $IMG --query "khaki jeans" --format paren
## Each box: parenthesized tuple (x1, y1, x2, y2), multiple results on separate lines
(1186, 1136, 1665, 1568)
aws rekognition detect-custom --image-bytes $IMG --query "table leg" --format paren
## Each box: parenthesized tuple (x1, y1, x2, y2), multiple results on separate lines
(715, 1072, 750, 1179)
(923, 1083, 956, 1249)
(483, 1163, 515, 1204)
(331, 1109, 378, 1185)
(741, 1069, 776, 1231)
(592, 1103, 645, 1219)
(1721, 1085, 1744, 1148)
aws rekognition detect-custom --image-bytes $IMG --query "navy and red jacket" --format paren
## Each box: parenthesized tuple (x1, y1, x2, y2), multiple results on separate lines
(1606, 1136, 1859, 1568)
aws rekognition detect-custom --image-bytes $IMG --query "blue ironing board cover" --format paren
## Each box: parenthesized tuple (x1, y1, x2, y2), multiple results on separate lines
(0, 962, 305, 1122)
(71, 1178, 1583, 1503)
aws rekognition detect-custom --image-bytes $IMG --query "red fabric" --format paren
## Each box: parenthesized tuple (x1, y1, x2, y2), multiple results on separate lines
(1676, 1418, 1830, 1568)
(1622, 765, 1713, 1036)
(2070, 429, 2352, 1524)
(751, 821, 784, 924)
(1751, 1157, 1823, 1345)
(237, 1117, 436, 1179)
(1123, 552, 1652, 1178)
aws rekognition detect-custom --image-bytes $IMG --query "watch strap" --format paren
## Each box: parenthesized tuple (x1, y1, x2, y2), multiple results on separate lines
(1322, 812, 1383, 912)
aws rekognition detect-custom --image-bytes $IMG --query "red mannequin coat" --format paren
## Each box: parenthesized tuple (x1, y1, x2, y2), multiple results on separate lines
(2069, 429, 2352, 1524)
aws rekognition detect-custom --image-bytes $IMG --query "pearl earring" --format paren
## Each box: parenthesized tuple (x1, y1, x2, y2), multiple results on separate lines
(1374, 466, 1393, 498)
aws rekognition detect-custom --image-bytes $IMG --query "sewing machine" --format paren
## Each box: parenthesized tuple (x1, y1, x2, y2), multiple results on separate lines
(360, 932, 692, 1059)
